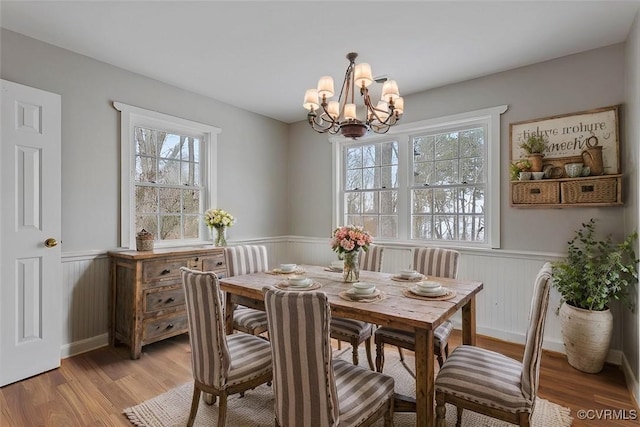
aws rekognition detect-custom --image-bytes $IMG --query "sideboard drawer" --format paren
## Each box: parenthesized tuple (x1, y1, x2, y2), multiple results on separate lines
(143, 314, 188, 342)
(144, 286, 185, 314)
(143, 258, 189, 283)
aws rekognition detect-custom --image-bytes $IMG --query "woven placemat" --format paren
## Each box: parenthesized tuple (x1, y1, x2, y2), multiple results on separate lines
(267, 267, 306, 275)
(402, 287, 456, 301)
(275, 281, 322, 291)
(339, 290, 386, 303)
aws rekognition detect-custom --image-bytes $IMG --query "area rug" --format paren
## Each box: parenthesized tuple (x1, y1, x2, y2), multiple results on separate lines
(124, 349, 573, 426)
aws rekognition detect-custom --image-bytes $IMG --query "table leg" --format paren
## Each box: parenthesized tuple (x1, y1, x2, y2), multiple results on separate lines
(414, 328, 435, 427)
(461, 296, 477, 345)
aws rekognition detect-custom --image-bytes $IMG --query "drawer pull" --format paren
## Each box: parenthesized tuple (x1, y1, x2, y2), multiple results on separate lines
(529, 188, 541, 194)
(161, 269, 171, 275)
(166, 297, 175, 303)
(166, 323, 174, 329)
(216, 261, 223, 266)
(194, 257, 199, 261)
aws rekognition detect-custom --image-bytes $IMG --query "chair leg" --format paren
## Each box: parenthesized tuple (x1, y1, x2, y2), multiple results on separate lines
(384, 396, 394, 427)
(518, 411, 531, 427)
(204, 392, 216, 405)
(435, 392, 446, 427)
(337, 340, 342, 350)
(218, 393, 228, 427)
(375, 340, 385, 372)
(444, 343, 450, 357)
(436, 350, 445, 369)
(397, 346, 405, 361)
(351, 339, 360, 366)
(187, 383, 201, 427)
(456, 406, 463, 427)
(364, 337, 374, 370)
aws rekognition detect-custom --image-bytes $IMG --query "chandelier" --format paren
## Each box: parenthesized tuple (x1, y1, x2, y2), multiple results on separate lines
(303, 52, 404, 139)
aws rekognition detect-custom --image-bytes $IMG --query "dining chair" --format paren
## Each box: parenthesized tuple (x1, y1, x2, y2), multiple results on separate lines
(434, 262, 553, 427)
(180, 268, 273, 427)
(330, 244, 384, 369)
(224, 245, 270, 336)
(263, 287, 394, 427)
(374, 247, 460, 373)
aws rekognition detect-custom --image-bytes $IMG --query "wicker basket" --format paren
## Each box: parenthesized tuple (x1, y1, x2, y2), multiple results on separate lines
(136, 229, 154, 251)
(512, 181, 560, 204)
(561, 177, 617, 204)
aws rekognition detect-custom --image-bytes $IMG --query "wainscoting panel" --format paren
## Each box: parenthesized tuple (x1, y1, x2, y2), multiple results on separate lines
(59, 239, 622, 364)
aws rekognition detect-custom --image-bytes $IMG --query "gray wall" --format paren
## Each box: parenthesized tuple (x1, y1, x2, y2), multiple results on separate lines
(623, 11, 640, 397)
(1, 29, 290, 252)
(289, 44, 628, 254)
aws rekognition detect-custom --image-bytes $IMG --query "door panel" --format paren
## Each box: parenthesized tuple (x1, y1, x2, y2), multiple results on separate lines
(1, 79, 62, 386)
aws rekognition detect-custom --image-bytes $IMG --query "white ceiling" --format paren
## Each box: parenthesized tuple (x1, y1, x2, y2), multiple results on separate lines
(2, 1, 639, 124)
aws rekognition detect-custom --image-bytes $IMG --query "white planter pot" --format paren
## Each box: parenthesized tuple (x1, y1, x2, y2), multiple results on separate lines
(559, 302, 613, 373)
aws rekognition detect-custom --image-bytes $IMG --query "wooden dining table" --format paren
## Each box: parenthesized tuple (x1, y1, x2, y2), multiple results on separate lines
(218, 265, 483, 427)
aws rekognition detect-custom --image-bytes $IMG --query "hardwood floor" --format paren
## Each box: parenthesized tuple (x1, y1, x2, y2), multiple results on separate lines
(1, 331, 638, 426)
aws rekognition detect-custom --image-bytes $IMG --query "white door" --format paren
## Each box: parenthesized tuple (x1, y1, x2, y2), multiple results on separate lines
(0, 79, 62, 386)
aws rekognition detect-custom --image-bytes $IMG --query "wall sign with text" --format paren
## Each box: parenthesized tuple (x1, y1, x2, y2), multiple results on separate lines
(510, 105, 620, 175)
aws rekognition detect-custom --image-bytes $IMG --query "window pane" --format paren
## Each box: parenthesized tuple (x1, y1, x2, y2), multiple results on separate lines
(346, 146, 362, 169)
(434, 159, 458, 185)
(433, 215, 455, 240)
(460, 128, 484, 158)
(159, 134, 181, 159)
(380, 190, 397, 214)
(346, 169, 362, 190)
(362, 216, 378, 237)
(181, 161, 200, 186)
(435, 133, 459, 160)
(380, 215, 397, 238)
(413, 161, 434, 185)
(362, 145, 378, 167)
(413, 136, 434, 161)
(460, 157, 483, 184)
(181, 137, 200, 162)
(159, 215, 181, 240)
(459, 187, 485, 214)
(363, 191, 378, 213)
(362, 167, 379, 189)
(346, 215, 364, 227)
(135, 186, 157, 214)
(412, 189, 432, 214)
(158, 159, 181, 184)
(345, 192, 361, 214)
(183, 215, 199, 239)
(135, 127, 159, 157)
(183, 189, 200, 214)
(381, 142, 398, 165)
(135, 215, 157, 236)
(158, 188, 181, 213)
(459, 215, 485, 242)
(412, 215, 432, 239)
(380, 165, 397, 189)
(433, 188, 456, 213)
(135, 156, 157, 183)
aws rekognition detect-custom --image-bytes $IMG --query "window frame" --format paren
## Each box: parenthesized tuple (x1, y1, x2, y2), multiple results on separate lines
(332, 105, 507, 249)
(114, 102, 221, 249)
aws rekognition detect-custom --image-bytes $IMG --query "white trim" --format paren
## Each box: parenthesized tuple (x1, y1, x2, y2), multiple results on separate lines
(113, 102, 221, 249)
(60, 333, 108, 359)
(622, 352, 640, 406)
(331, 105, 508, 248)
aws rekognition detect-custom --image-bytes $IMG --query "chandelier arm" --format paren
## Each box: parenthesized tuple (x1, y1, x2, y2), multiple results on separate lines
(308, 110, 339, 134)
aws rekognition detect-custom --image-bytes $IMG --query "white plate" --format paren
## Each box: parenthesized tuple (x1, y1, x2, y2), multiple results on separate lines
(410, 285, 448, 297)
(346, 288, 381, 298)
(287, 278, 312, 287)
(415, 280, 441, 290)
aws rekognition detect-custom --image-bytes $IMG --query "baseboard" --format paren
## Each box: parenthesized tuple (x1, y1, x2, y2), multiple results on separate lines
(622, 352, 640, 407)
(61, 333, 109, 359)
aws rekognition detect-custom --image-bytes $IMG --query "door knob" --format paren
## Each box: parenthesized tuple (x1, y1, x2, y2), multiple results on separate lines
(44, 238, 58, 248)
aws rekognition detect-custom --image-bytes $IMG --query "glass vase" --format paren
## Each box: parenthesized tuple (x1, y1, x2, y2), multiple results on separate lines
(213, 226, 227, 247)
(342, 250, 360, 283)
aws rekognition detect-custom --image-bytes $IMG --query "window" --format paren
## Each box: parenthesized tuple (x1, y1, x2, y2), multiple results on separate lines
(333, 105, 507, 248)
(115, 102, 221, 249)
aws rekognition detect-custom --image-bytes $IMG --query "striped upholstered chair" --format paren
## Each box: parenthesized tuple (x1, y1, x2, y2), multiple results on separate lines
(434, 263, 553, 427)
(263, 287, 394, 427)
(224, 245, 270, 336)
(180, 268, 272, 427)
(330, 244, 384, 369)
(375, 247, 459, 372)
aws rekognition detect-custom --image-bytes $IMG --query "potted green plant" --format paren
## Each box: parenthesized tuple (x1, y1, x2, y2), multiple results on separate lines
(509, 159, 532, 181)
(552, 218, 638, 373)
(519, 134, 547, 172)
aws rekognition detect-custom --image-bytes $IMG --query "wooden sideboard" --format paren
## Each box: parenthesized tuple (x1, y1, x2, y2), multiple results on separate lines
(108, 246, 226, 359)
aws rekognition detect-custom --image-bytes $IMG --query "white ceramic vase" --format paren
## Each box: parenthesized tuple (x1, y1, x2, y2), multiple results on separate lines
(559, 302, 613, 373)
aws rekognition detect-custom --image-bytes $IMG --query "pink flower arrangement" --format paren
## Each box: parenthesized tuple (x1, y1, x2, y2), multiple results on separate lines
(331, 225, 373, 255)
